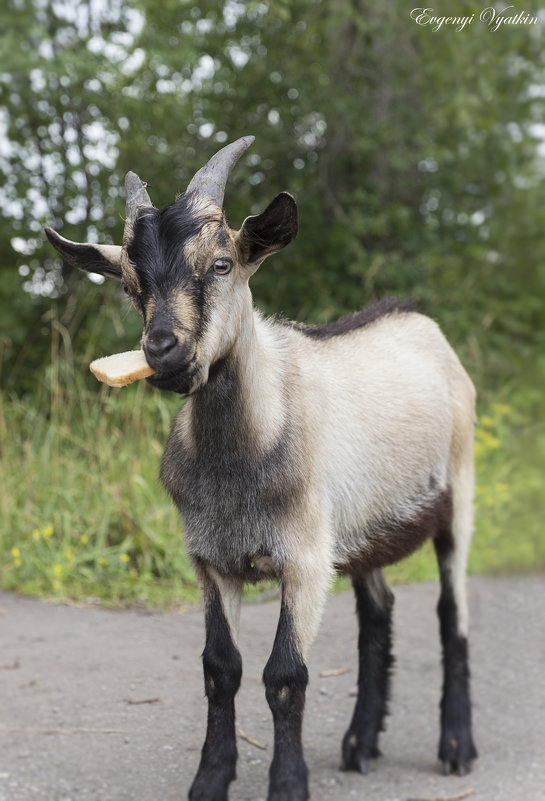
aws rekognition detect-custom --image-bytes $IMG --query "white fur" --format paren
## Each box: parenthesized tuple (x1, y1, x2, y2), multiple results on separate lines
(179, 306, 475, 652)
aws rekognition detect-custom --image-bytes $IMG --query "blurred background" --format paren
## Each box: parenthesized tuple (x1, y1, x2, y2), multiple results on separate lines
(1, 0, 543, 606)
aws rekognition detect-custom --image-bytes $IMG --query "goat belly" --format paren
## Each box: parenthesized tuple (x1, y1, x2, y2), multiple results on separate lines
(89, 350, 156, 388)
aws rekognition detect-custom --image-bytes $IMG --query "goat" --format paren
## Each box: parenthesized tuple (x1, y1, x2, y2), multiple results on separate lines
(45, 136, 477, 801)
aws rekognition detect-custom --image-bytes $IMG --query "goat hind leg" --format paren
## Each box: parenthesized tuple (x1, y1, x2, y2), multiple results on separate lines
(341, 568, 394, 774)
(434, 468, 477, 776)
(189, 566, 243, 801)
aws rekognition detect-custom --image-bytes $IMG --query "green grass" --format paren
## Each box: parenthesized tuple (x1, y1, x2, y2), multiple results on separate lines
(0, 365, 199, 608)
(1, 359, 543, 609)
(388, 398, 545, 584)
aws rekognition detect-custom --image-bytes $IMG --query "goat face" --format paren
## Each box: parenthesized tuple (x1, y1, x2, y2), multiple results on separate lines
(126, 192, 298, 395)
(45, 137, 298, 395)
(126, 195, 247, 395)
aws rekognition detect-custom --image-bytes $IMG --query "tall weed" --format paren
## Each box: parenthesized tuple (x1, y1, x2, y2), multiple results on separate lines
(1, 320, 543, 607)
(1, 327, 198, 606)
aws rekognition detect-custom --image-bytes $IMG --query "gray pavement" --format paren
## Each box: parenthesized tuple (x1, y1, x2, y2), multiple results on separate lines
(1, 575, 544, 801)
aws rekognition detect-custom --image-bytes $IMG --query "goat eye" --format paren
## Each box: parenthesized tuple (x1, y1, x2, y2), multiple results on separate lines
(213, 258, 233, 275)
(122, 284, 130, 294)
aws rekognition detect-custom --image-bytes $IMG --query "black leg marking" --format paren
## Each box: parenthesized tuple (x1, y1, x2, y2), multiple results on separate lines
(263, 604, 309, 801)
(189, 586, 242, 801)
(434, 530, 477, 776)
(341, 570, 394, 773)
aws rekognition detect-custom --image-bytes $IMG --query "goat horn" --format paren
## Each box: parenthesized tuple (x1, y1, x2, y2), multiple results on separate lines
(125, 171, 153, 222)
(185, 135, 255, 206)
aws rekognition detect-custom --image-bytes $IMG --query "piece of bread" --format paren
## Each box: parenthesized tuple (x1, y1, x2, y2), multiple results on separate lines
(89, 350, 156, 388)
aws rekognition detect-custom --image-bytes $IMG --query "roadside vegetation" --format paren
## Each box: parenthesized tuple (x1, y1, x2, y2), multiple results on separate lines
(1, 332, 543, 608)
(1, 1, 544, 607)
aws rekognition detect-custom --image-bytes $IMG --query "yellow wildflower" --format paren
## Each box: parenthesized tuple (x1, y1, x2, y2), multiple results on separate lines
(32, 528, 41, 541)
(80, 534, 89, 545)
(98, 557, 109, 566)
(476, 429, 501, 449)
(53, 564, 64, 578)
(120, 554, 130, 564)
(65, 548, 75, 562)
(43, 524, 54, 538)
(11, 546, 21, 559)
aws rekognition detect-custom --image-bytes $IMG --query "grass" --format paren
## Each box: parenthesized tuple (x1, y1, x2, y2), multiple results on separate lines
(0, 363, 199, 608)
(1, 355, 543, 609)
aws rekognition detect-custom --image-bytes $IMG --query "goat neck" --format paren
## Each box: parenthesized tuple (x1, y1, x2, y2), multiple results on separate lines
(189, 307, 290, 458)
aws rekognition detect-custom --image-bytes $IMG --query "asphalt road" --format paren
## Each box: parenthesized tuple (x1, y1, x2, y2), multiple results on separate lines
(1, 575, 544, 801)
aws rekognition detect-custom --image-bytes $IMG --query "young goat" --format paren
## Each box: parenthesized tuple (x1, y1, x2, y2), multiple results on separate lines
(46, 136, 477, 801)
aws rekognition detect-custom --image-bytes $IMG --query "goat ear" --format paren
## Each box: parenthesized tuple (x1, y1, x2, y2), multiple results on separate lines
(44, 227, 123, 281)
(237, 192, 298, 270)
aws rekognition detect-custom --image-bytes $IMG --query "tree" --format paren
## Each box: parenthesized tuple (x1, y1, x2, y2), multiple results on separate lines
(1, 0, 544, 397)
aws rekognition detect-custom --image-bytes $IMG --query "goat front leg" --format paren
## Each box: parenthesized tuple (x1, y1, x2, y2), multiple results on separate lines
(263, 557, 332, 801)
(189, 564, 243, 801)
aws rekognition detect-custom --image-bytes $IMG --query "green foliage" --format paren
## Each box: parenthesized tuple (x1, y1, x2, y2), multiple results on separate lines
(385, 397, 545, 585)
(0, 0, 543, 603)
(0, 361, 198, 607)
(2, 367, 543, 607)
(2, 0, 545, 393)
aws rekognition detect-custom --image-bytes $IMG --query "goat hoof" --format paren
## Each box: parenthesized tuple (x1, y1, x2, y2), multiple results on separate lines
(341, 733, 378, 774)
(441, 757, 472, 777)
(341, 756, 369, 774)
(267, 778, 309, 801)
(356, 756, 369, 774)
(341, 755, 368, 774)
(438, 729, 477, 778)
(189, 765, 235, 801)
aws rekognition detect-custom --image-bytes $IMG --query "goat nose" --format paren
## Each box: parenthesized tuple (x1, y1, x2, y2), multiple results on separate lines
(146, 332, 178, 361)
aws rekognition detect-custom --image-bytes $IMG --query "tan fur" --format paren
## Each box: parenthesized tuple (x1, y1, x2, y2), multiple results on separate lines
(46, 141, 477, 792)
(95, 243, 123, 265)
(120, 249, 141, 291)
(142, 295, 157, 326)
(175, 306, 475, 649)
(195, 562, 243, 644)
(281, 538, 334, 659)
(445, 359, 476, 636)
(170, 287, 198, 333)
(50, 205, 475, 653)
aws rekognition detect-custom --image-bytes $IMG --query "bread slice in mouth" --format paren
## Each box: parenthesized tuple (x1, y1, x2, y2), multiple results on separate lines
(89, 350, 156, 388)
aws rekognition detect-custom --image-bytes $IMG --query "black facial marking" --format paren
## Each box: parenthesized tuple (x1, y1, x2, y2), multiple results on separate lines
(126, 194, 220, 297)
(194, 276, 212, 343)
(215, 226, 230, 251)
(126, 194, 226, 391)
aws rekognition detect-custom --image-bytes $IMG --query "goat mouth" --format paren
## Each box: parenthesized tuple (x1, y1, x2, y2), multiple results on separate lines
(146, 359, 198, 395)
